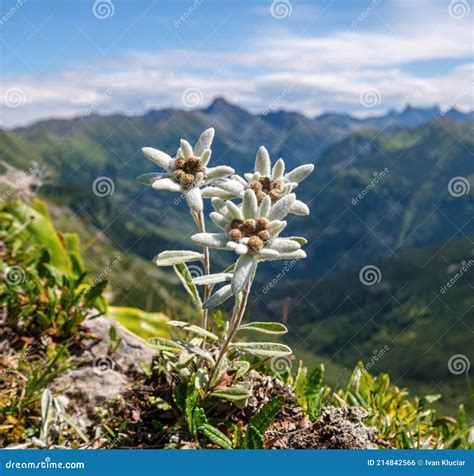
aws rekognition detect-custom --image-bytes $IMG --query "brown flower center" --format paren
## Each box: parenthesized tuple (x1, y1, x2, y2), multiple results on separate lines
(228, 217, 270, 252)
(173, 157, 205, 189)
(249, 176, 282, 204)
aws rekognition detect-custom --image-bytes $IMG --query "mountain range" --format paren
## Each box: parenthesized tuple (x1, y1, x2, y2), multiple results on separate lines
(1, 98, 472, 410)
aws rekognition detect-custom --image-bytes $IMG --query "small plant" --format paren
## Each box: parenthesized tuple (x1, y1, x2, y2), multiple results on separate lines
(136, 129, 314, 446)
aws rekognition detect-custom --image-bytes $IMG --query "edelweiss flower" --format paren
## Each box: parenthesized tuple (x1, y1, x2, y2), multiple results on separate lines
(136, 128, 235, 212)
(192, 189, 307, 295)
(204, 146, 314, 216)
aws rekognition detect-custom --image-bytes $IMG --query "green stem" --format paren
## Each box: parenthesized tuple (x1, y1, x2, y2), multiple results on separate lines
(205, 278, 252, 392)
(196, 210, 211, 331)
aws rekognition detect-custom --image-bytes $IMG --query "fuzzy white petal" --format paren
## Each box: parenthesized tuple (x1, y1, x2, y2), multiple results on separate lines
(142, 147, 173, 170)
(206, 166, 235, 180)
(255, 248, 280, 258)
(191, 232, 228, 248)
(255, 146, 271, 176)
(242, 189, 258, 220)
(151, 178, 182, 192)
(136, 172, 170, 185)
(268, 194, 296, 221)
(290, 200, 310, 216)
(269, 238, 301, 253)
(235, 244, 249, 255)
(232, 254, 257, 294)
(201, 187, 236, 199)
(199, 149, 212, 167)
(194, 128, 215, 156)
(231, 174, 248, 186)
(212, 178, 245, 195)
(180, 139, 194, 159)
(259, 249, 307, 262)
(286, 164, 314, 183)
(268, 220, 287, 235)
(185, 187, 203, 211)
(272, 158, 285, 179)
(258, 195, 271, 217)
(209, 212, 228, 229)
(226, 201, 242, 219)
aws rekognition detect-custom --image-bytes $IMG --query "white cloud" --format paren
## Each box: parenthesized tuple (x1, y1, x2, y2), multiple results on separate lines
(1, 1, 472, 127)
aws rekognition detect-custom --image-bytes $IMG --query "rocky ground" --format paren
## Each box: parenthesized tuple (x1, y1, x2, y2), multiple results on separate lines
(38, 316, 379, 449)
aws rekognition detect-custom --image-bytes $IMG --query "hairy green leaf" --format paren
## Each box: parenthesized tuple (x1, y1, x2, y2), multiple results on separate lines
(242, 426, 264, 449)
(249, 396, 284, 435)
(238, 321, 288, 335)
(199, 424, 233, 449)
(173, 263, 202, 308)
(230, 342, 292, 357)
(168, 320, 218, 341)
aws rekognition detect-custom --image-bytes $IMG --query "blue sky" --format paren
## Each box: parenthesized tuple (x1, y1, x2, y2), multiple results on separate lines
(1, 0, 472, 126)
